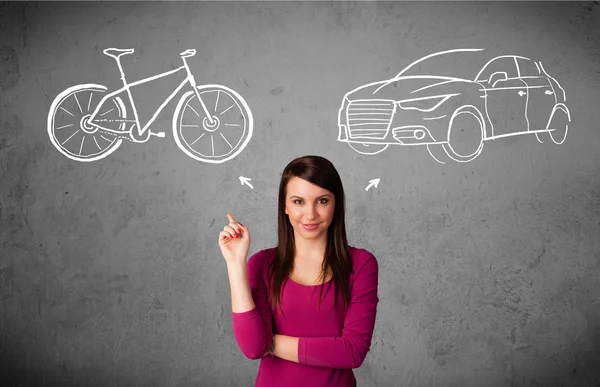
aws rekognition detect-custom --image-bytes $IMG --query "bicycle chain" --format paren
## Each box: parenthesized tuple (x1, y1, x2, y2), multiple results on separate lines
(94, 118, 137, 123)
(92, 119, 137, 140)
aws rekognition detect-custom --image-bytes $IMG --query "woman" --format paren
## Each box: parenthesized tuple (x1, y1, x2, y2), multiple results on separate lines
(218, 155, 379, 387)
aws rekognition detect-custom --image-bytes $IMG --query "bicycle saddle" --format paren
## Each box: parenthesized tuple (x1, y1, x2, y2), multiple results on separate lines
(103, 48, 135, 59)
(180, 49, 196, 58)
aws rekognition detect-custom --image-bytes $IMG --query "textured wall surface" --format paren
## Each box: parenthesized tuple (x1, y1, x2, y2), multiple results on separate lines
(1, 2, 599, 386)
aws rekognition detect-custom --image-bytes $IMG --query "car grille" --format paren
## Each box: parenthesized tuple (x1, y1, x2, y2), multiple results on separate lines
(346, 99, 395, 139)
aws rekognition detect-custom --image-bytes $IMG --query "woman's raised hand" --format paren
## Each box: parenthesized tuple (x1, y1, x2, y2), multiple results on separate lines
(218, 213, 250, 265)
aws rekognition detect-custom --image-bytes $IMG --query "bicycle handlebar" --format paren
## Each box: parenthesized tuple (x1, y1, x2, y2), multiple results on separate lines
(180, 49, 196, 58)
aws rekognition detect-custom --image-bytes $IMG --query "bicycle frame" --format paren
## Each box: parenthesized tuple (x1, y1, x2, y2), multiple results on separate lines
(88, 56, 209, 142)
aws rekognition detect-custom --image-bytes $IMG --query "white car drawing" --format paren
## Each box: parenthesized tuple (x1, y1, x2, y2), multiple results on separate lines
(338, 49, 571, 163)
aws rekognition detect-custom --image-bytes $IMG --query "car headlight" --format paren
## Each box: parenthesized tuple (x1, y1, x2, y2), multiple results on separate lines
(397, 94, 457, 113)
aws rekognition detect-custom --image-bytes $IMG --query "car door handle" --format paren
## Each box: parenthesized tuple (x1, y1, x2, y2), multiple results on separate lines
(518, 90, 527, 97)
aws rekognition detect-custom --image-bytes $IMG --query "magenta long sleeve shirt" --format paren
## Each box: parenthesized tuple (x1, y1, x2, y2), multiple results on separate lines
(231, 246, 379, 387)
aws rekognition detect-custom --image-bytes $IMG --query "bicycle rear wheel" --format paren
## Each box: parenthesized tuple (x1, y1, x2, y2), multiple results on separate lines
(173, 84, 253, 163)
(48, 84, 127, 162)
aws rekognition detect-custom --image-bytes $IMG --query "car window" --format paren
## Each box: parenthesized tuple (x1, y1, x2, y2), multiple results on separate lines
(396, 49, 488, 80)
(516, 58, 541, 77)
(475, 57, 518, 83)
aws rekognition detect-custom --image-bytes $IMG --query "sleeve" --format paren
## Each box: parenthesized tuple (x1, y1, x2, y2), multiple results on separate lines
(231, 250, 274, 360)
(297, 250, 379, 369)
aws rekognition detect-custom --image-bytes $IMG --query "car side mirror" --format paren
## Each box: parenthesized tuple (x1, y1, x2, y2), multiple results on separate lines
(488, 71, 508, 86)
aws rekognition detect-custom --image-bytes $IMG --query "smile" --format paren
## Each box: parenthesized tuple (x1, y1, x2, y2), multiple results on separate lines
(301, 223, 319, 231)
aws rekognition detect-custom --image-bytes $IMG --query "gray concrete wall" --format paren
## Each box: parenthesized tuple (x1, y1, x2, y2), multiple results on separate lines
(1, 2, 599, 386)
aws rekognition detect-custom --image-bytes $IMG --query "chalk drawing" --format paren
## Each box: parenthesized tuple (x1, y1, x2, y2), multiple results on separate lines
(239, 176, 254, 190)
(365, 178, 380, 191)
(337, 49, 571, 163)
(48, 48, 253, 163)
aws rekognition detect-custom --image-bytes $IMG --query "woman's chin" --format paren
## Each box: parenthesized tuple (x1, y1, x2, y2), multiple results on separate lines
(294, 228, 325, 240)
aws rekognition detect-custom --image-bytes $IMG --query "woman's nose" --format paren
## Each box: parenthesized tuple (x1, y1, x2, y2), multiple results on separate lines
(305, 205, 317, 219)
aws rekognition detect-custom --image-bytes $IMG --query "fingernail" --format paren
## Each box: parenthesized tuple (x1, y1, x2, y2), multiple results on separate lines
(229, 233, 233, 238)
(238, 222, 244, 226)
(237, 228, 242, 233)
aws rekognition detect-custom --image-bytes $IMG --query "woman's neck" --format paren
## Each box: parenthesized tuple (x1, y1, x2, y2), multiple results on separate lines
(293, 235, 327, 262)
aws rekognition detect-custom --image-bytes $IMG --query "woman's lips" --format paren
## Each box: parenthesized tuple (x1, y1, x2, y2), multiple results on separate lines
(302, 223, 319, 231)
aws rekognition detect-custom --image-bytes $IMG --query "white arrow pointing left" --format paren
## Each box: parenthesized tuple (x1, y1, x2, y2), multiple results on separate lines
(239, 176, 254, 190)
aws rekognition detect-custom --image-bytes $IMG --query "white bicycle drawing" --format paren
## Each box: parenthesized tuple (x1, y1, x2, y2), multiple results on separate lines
(48, 48, 253, 163)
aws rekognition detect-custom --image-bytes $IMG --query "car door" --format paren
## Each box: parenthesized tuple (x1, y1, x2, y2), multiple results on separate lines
(475, 56, 529, 138)
(516, 58, 556, 132)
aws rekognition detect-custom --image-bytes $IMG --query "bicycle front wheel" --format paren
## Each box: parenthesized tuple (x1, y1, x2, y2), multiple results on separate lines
(173, 85, 253, 163)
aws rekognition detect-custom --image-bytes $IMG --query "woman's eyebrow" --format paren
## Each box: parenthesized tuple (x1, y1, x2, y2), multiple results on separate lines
(289, 194, 332, 199)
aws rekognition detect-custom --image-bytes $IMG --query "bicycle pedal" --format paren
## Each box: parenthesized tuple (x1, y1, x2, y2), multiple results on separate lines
(150, 131, 166, 138)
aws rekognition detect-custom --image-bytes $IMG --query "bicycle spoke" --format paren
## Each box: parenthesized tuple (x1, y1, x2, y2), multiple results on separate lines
(87, 92, 94, 112)
(211, 135, 215, 156)
(74, 93, 83, 113)
(220, 133, 233, 149)
(190, 133, 205, 146)
(60, 106, 75, 117)
(99, 108, 115, 116)
(220, 104, 234, 115)
(188, 105, 201, 117)
(62, 130, 80, 145)
(224, 123, 240, 127)
(214, 90, 220, 113)
(56, 123, 74, 130)
(101, 135, 115, 143)
(79, 137, 85, 156)
(182, 124, 199, 127)
(93, 136, 102, 150)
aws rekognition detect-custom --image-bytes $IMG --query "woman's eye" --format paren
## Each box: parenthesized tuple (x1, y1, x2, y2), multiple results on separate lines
(319, 199, 328, 204)
(293, 200, 302, 205)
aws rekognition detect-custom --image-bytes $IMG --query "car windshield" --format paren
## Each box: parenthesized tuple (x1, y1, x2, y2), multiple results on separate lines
(395, 49, 489, 81)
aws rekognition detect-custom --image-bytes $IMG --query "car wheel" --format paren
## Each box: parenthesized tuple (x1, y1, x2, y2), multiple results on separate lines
(536, 104, 570, 145)
(441, 105, 485, 163)
(426, 144, 450, 164)
(348, 142, 389, 155)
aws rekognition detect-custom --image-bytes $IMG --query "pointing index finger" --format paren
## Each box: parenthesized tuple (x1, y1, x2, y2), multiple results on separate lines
(226, 212, 237, 225)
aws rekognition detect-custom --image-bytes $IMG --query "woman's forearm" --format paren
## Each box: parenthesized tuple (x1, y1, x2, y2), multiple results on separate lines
(272, 334, 299, 363)
(227, 261, 256, 313)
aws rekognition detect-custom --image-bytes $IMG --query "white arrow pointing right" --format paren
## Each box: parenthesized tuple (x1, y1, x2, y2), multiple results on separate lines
(365, 178, 380, 191)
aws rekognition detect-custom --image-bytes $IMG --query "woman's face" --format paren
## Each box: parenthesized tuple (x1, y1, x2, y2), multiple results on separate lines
(284, 176, 335, 243)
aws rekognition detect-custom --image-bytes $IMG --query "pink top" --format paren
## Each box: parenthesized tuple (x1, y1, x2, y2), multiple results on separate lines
(231, 246, 379, 387)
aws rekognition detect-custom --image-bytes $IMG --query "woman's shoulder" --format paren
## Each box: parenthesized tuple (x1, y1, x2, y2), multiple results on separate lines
(348, 246, 379, 278)
(348, 246, 378, 270)
(349, 246, 376, 260)
(247, 247, 277, 272)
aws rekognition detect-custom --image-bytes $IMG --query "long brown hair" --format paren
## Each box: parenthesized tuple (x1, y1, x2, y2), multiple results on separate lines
(269, 155, 353, 313)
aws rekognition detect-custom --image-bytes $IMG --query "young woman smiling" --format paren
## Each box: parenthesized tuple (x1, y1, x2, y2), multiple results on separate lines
(218, 155, 379, 387)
